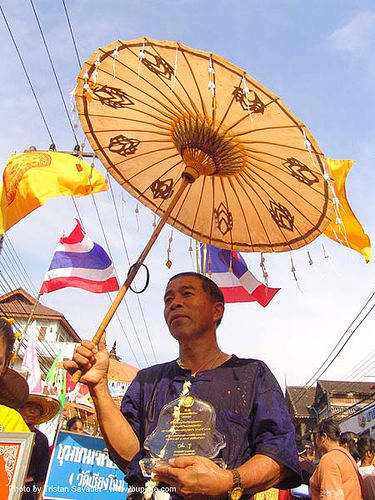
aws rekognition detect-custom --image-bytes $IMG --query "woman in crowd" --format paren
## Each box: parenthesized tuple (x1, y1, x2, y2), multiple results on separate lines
(358, 436, 375, 476)
(340, 431, 360, 463)
(310, 419, 364, 500)
(66, 416, 84, 433)
(0, 317, 29, 431)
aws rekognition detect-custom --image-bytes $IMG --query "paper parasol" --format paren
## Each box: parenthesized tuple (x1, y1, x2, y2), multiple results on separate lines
(72, 37, 333, 376)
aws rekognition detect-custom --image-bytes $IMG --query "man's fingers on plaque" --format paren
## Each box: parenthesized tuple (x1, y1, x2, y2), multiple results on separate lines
(169, 456, 196, 468)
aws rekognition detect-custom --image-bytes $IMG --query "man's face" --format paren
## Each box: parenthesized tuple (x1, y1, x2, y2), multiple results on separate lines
(20, 403, 43, 426)
(163, 275, 223, 341)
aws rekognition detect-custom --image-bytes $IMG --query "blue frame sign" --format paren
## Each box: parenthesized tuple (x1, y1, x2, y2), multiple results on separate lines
(44, 430, 127, 499)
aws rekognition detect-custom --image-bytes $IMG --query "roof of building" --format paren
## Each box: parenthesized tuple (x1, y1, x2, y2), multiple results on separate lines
(286, 386, 316, 418)
(317, 380, 375, 395)
(0, 288, 81, 342)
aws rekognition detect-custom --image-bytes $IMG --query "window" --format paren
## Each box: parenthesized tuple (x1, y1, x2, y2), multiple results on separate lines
(38, 326, 47, 341)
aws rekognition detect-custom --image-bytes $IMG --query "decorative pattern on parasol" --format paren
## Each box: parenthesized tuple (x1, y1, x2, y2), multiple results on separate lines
(75, 37, 333, 253)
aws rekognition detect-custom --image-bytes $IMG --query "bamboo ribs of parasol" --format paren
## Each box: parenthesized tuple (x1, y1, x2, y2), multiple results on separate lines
(72, 37, 334, 381)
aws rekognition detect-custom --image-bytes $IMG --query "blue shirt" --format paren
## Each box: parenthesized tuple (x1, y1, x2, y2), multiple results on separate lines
(121, 355, 301, 491)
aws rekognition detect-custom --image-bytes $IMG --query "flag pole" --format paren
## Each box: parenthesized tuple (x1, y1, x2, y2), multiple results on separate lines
(12, 292, 41, 365)
(72, 171, 196, 382)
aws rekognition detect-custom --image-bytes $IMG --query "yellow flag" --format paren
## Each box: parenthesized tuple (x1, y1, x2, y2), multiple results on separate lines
(324, 158, 371, 262)
(0, 151, 108, 234)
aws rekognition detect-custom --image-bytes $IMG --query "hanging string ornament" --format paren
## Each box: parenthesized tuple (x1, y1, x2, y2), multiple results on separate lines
(208, 55, 216, 109)
(166, 230, 173, 268)
(70, 85, 79, 129)
(290, 255, 297, 281)
(303, 132, 348, 249)
(260, 253, 269, 288)
(92, 54, 101, 84)
(322, 242, 330, 259)
(82, 65, 94, 101)
(171, 46, 178, 90)
(135, 202, 140, 231)
(306, 248, 314, 266)
(112, 44, 119, 78)
(137, 40, 146, 80)
(290, 254, 303, 292)
(242, 75, 253, 122)
(188, 238, 195, 270)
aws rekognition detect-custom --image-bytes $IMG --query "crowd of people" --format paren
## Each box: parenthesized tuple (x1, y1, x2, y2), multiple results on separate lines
(0, 317, 86, 499)
(1, 273, 375, 500)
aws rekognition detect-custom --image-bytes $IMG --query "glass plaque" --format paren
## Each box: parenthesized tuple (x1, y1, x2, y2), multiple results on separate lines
(140, 392, 226, 476)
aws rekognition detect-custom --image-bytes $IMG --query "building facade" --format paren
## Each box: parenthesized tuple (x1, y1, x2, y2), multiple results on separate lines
(286, 380, 375, 439)
(0, 287, 81, 376)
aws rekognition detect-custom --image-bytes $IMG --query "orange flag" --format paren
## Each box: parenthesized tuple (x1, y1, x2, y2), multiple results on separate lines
(324, 158, 371, 262)
(0, 151, 108, 234)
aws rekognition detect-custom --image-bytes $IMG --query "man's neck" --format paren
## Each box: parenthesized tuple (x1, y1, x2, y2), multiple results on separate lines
(178, 339, 229, 375)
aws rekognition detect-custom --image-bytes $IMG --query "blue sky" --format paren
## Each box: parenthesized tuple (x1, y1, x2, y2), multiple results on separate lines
(0, 0, 374, 388)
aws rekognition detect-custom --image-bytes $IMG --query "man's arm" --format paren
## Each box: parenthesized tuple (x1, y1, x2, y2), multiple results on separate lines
(90, 378, 140, 467)
(154, 453, 293, 498)
(63, 337, 140, 468)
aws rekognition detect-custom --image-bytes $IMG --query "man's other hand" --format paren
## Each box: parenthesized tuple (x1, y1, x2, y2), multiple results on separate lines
(154, 456, 233, 498)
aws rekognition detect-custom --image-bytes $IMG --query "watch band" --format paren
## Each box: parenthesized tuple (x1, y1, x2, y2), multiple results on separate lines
(228, 469, 243, 500)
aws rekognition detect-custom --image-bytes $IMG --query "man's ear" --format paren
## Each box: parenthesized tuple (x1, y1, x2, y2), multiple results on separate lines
(213, 301, 224, 323)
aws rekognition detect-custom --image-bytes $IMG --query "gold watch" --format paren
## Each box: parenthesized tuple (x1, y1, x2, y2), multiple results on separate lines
(228, 469, 244, 500)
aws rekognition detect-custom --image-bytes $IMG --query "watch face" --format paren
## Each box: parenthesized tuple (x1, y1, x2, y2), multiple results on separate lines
(231, 487, 244, 500)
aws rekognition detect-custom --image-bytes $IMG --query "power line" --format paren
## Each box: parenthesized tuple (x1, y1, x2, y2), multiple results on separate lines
(0, 3, 54, 143)
(61, 0, 82, 67)
(29, 0, 79, 146)
(2, 235, 39, 297)
(291, 289, 375, 405)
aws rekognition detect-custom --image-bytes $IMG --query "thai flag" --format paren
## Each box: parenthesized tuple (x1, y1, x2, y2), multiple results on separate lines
(40, 219, 120, 294)
(202, 244, 280, 306)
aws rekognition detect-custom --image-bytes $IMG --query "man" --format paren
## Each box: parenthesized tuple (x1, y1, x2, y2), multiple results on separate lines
(65, 272, 301, 499)
(19, 394, 60, 500)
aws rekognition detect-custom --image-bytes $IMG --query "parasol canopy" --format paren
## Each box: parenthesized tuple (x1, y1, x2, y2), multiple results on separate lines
(75, 37, 333, 253)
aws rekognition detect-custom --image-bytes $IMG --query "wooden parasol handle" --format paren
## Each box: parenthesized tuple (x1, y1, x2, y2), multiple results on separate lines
(71, 175, 193, 382)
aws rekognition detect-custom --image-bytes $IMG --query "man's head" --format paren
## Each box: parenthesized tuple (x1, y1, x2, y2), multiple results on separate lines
(164, 272, 225, 341)
(20, 402, 44, 427)
(19, 394, 60, 427)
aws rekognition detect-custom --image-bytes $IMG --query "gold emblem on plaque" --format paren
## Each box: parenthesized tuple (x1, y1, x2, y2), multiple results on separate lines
(183, 396, 194, 407)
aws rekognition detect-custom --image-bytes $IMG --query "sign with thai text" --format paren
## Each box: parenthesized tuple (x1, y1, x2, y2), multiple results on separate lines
(44, 431, 127, 499)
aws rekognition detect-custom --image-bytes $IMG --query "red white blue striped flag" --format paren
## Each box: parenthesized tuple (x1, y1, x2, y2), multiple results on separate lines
(201, 244, 280, 306)
(40, 220, 119, 294)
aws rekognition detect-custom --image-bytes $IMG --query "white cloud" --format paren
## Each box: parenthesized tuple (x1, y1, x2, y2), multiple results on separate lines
(328, 11, 375, 65)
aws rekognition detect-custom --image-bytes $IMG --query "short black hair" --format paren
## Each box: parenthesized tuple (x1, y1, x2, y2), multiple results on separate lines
(167, 272, 225, 326)
(358, 435, 375, 460)
(67, 416, 83, 430)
